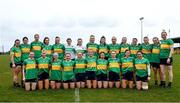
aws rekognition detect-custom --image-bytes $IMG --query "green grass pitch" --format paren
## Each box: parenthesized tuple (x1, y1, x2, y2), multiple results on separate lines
(0, 54, 180, 102)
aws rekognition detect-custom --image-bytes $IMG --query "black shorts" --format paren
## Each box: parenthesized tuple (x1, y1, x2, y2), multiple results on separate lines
(86, 71, 96, 80)
(109, 71, 120, 81)
(10, 63, 22, 68)
(25, 78, 37, 82)
(160, 58, 173, 65)
(63, 79, 74, 83)
(136, 75, 148, 82)
(122, 71, 133, 81)
(151, 62, 160, 68)
(75, 73, 86, 82)
(38, 72, 49, 80)
(97, 73, 108, 81)
(50, 80, 62, 83)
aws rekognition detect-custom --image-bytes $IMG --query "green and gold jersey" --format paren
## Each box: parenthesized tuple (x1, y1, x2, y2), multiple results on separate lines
(130, 44, 141, 58)
(10, 46, 22, 63)
(43, 44, 53, 59)
(108, 58, 120, 74)
(62, 60, 75, 81)
(141, 43, 152, 61)
(74, 58, 86, 74)
(96, 59, 108, 75)
(134, 58, 149, 77)
(151, 44, 160, 63)
(52, 43, 65, 60)
(120, 57, 134, 74)
(86, 56, 97, 71)
(108, 43, 120, 58)
(30, 41, 43, 59)
(98, 44, 109, 57)
(160, 39, 174, 58)
(119, 43, 130, 58)
(86, 42, 98, 53)
(37, 57, 51, 74)
(23, 58, 37, 80)
(50, 59, 62, 81)
(20, 44, 31, 62)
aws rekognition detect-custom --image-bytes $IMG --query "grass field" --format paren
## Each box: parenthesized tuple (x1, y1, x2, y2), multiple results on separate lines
(0, 54, 180, 102)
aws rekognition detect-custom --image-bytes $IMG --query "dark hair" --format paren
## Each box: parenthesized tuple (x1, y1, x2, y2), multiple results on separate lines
(99, 52, 105, 59)
(55, 36, 60, 39)
(22, 37, 28, 41)
(66, 38, 72, 42)
(137, 50, 143, 54)
(100, 36, 106, 45)
(144, 36, 148, 39)
(43, 37, 49, 44)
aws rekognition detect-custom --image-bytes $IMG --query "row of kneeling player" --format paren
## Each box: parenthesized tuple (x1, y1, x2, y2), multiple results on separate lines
(22, 50, 151, 91)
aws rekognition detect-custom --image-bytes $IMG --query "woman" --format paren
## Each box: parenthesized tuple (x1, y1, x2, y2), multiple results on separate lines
(119, 37, 130, 58)
(22, 52, 37, 91)
(108, 36, 120, 58)
(96, 52, 108, 88)
(86, 35, 98, 57)
(37, 50, 51, 90)
(141, 37, 152, 61)
(98, 36, 109, 59)
(65, 38, 76, 60)
(62, 53, 75, 89)
(75, 38, 86, 58)
(50, 53, 62, 89)
(159, 31, 174, 88)
(151, 37, 161, 86)
(20, 37, 31, 87)
(108, 51, 121, 88)
(10, 39, 22, 87)
(130, 38, 141, 58)
(135, 51, 151, 90)
(52, 36, 65, 60)
(30, 34, 43, 60)
(120, 50, 134, 89)
(43, 37, 53, 59)
(74, 52, 87, 88)
(86, 49, 97, 89)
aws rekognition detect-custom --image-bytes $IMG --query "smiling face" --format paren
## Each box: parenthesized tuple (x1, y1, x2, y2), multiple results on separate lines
(65, 53, 71, 60)
(125, 50, 131, 57)
(88, 49, 94, 57)
(143, 37, 149, 44)
(42, 51, 46, 58)
(67, 39, 72, 45)
(23, 38, 28, 44)
(153, 37, 159, 44)
(55, 37, 60, 44)
(29, 52, 35, 59)
(90, 36, 95, 43)
(77, 39, 82, 46)
(137, 51, 143, 59)
(77, 52, 83, 58)
(44, 38, 49, 45)
(111, 36, 117, 44)
(161, 32, 167, 40)
(99, 52, 105, 59)
(121, 37, 127, 44)
(132, 38, 137, 45)
(15, 40, 20, 47)
(34, 34, 39, 41)
(111, 51, 116, 58)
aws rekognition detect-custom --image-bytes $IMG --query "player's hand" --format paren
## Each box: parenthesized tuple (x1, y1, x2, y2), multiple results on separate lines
(12, 64, 16, 68)
(147, 76, 151, 81)
(167, 58, 171, 64)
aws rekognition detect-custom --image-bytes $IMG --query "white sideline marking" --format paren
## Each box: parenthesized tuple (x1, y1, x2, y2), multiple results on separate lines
(75, 88, 80, 103)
